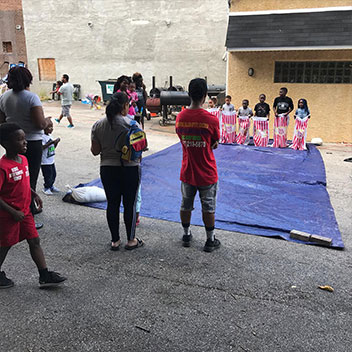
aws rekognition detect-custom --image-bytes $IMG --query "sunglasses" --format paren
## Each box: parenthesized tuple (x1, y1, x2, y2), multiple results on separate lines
(9, 62, 25, 69)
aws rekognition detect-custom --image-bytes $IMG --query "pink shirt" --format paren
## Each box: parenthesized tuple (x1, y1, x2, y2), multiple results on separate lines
(118, 90, 136, 116)
(128, 91, 138, 103)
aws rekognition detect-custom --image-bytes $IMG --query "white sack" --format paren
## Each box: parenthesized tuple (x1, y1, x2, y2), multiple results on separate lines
(71, 186, 106, 203)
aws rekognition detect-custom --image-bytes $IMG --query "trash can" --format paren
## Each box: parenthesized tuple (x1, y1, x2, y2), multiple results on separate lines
(98, 80, 117, 103)
(73, 84, 81, 101)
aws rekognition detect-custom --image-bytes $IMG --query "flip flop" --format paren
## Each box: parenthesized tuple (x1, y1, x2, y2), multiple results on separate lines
(125, 238, 144, 250)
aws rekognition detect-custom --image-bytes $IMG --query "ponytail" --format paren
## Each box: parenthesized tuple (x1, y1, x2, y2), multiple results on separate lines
(106, 92, 129, 127)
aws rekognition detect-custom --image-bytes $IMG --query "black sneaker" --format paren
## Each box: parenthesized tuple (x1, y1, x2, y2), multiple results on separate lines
(203, 238, 221, 252)
(39, 271, 67, 288)
(182, 232, 192, 247)
(0, 271, 14, 289)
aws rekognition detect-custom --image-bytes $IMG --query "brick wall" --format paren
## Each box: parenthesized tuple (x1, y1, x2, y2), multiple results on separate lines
(0, 0, 27, 77)
(0, 0, 22, 11)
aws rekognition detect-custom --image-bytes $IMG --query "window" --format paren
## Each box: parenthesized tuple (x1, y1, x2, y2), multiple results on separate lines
(2, 42, 12, 53)
(274, 61, 352, 84)
(37, 58, 56, 81)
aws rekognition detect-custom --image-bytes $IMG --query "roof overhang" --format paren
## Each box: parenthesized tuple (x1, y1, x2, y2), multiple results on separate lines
(227, 46, 352, 52)
(229, 6, 352, 17)
(226, 7, 352, 52)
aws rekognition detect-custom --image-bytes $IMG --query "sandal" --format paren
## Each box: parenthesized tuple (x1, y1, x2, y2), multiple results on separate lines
(110, 241, 121, 251)
(125, 238, 144, 250)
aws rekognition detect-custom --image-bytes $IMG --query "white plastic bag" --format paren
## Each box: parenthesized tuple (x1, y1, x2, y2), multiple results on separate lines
(311, 137, 323, 146)
(68, 185, 106, 203)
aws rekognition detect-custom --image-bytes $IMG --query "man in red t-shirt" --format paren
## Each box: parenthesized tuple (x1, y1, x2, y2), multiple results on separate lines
(175, 78, 220, 252)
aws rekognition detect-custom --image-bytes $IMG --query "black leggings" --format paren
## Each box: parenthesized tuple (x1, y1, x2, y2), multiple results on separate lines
(100, 165, 140, 242)
(24, 140, 43, 214)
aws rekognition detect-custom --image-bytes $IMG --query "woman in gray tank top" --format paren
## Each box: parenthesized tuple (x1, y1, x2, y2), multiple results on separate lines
(91, 92, 144, 251)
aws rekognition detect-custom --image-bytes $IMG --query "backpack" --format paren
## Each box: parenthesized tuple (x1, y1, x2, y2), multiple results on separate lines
(118, 120, 147, 163)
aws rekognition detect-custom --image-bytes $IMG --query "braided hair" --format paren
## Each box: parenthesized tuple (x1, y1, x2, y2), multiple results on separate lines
(113, 75, 130, 93)
(298, 98, 309, 114)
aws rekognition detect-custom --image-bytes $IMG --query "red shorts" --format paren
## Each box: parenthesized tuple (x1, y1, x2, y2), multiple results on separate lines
(0, 213, 39, 247)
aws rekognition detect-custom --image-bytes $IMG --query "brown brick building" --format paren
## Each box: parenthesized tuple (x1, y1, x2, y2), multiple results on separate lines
(0, 0, 27, 78)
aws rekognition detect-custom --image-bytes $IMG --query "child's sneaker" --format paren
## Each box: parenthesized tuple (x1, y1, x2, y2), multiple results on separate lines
(39, 271, 67, 288)
(203, 238, 221, 252)
(50, 186, 60, 193)
(55, 118, 60, 124)
(67, 124, 74, 128)
(43, 188, 53, 195)
(0, 271, 14, 289)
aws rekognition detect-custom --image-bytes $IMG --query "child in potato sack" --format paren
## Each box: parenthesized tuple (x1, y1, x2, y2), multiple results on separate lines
(290, 98, 310, 150)
(253, 94, 270, 147)
(236, 99, 253, 145)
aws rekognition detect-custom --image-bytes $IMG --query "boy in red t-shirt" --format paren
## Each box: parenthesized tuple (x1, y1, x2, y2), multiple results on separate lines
(0, 123, 67, 288)
(175, 78, 221, 252)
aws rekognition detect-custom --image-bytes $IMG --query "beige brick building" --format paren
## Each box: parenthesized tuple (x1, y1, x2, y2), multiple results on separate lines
(226, 0, 352, 143)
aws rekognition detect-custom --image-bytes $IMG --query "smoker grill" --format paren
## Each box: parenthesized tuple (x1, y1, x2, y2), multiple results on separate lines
(146, 76, 188, 124)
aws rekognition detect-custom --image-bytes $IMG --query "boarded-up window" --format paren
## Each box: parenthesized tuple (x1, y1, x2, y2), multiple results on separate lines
(37, 58, 56, 81)
(2, 42, 12, 53)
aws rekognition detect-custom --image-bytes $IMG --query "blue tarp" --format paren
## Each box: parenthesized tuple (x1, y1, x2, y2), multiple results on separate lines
(78, 143, 344, 248)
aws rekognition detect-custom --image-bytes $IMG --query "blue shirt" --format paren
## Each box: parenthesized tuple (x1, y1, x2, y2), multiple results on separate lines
(295, 108, 310, 119)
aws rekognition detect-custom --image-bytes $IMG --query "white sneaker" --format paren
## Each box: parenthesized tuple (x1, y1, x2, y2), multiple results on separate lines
(43, 188, 53, 195)
(50, 186, 60, 193)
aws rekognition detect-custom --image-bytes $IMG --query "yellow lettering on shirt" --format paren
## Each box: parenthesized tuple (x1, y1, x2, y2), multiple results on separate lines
(176, 122, 209, 129)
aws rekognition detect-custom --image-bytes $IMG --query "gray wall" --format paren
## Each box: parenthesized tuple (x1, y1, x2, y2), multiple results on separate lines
(22, 0, 228, 97)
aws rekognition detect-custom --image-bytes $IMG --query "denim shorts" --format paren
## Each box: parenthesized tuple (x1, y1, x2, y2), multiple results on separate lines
(180, 181, 218, 213)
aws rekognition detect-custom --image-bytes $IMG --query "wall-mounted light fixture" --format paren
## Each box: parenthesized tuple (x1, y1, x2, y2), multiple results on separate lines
(15, 25, 22, 30)
(248, 68, 254, 77)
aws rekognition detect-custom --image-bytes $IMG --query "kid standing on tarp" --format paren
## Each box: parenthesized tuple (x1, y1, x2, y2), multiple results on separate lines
(220, 95, 237, 144)
(207, 98, 221, 134)
(290, 99, 310, 151)
(253, 94, 270, 147)
(222, 95, 235, 113)
(236, 99, 253, 145)
(0, 123, 67, 288)
(272, 87, 294, 148)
